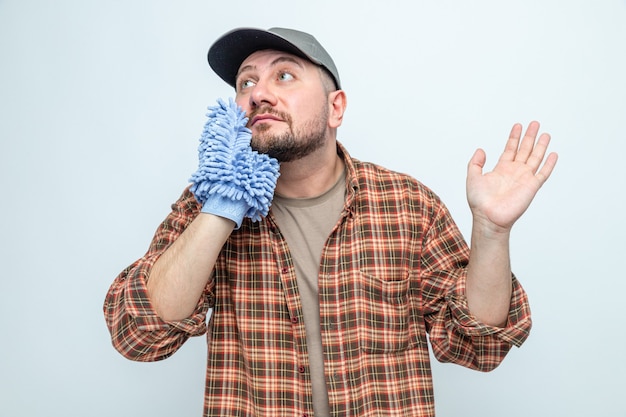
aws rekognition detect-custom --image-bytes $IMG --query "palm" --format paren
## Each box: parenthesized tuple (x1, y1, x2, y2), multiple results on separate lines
(466, 121, 558, 231)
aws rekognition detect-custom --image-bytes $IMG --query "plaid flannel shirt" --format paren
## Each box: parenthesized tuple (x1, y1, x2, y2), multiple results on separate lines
(104, 142, 532, 417)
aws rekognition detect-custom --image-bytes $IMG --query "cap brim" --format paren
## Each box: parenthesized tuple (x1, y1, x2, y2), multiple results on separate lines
(208, 28, 320, 89)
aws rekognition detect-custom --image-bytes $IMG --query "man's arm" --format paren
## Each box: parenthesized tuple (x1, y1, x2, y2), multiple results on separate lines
(147, 213, 234, 322)
(465, 121, 558, 326)
(103, 189, 217, 361)
(148, 98, 278, 321)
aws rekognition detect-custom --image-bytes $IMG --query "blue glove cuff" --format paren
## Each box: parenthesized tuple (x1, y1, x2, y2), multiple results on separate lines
(200, 192, 247, 229)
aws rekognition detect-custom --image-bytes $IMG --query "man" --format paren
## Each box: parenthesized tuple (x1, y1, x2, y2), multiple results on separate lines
(104, 27, 558, 416)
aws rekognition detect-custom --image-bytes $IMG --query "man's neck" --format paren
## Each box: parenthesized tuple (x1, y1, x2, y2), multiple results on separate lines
(274, 141, 344, 199)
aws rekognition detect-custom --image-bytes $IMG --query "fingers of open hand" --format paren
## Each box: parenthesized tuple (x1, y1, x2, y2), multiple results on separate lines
(525, 131, 551, 172)
(501, 121, 542, 162)
(518, 122, 558, 184)
(514, 121, 541, 163)
(499, 123, 524, 162)
(535, 150, 558, 184)
(500, 121, 557, 181)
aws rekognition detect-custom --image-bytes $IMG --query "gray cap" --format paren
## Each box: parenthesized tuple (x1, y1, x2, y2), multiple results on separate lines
(208, 27, 341, 90)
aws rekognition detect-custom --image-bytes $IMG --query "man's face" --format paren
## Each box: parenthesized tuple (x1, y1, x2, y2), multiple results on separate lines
(234, 50, 330, 162)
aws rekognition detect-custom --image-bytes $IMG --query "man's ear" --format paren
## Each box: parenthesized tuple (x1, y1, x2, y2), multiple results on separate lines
(328, 90, 347, 129)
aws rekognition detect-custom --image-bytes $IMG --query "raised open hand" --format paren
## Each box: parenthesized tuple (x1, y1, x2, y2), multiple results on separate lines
(466, 121, 558, 233)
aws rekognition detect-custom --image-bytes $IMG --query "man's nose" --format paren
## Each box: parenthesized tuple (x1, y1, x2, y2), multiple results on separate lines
(249, 78, 277, 109)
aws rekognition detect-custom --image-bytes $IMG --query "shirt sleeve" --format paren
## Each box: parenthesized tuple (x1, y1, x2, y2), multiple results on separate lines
(419, 198, 532, 372)
(103, 187, 213, 362)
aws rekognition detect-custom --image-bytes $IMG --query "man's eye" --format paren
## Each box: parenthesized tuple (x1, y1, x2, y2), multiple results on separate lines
(240, 79, 255, 89)
(278, 72, 294, 82)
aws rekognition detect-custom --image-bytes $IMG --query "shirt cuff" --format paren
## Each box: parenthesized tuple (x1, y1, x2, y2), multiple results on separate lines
(125, 263, 209, 337)
(445, 274, 532, 347)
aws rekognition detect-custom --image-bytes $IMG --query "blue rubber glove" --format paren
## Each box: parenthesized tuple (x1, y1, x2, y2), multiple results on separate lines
(189, 98, 280, 228)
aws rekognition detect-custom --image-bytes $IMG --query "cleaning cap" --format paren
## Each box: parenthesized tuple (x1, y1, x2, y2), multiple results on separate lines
(208, 27, 341, 90)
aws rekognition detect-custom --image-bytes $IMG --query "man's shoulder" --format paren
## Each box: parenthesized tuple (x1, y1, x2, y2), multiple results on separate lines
(351, 157, 421, 188)
(348, 156, 441, 205)
(338, 141, 440, 202)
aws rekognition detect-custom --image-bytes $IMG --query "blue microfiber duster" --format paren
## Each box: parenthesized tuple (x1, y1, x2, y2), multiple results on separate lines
(189, 98, 280, 228)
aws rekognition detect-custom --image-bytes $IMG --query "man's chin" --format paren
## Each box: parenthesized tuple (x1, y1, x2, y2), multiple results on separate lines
(250, 141, 290, 162)
(250, 130, 326, 163)
(249, 137, 272, 155)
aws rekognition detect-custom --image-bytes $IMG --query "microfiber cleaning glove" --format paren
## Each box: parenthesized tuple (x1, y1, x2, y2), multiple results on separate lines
(189, 98, 280, 228)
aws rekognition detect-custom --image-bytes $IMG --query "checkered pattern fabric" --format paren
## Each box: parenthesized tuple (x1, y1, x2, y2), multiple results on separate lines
(104, 142, 531, 417)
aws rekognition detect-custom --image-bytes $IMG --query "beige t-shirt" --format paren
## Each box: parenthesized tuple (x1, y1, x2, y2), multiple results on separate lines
(271, 171, 346, 417)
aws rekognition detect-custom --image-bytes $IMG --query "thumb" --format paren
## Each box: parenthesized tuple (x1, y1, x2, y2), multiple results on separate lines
(467, 148, 486, 180)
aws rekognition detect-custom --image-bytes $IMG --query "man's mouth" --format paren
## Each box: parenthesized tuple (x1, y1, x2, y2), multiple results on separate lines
(250, 114, 283, 126)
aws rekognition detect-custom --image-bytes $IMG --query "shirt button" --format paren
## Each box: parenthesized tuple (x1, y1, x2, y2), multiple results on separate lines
(291, 317, 298, 324)
(281, 267, 289, 274)
(298, 365, 306, 373)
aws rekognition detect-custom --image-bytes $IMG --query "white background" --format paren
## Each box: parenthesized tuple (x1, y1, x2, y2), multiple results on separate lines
(1, 1, 625, 416)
